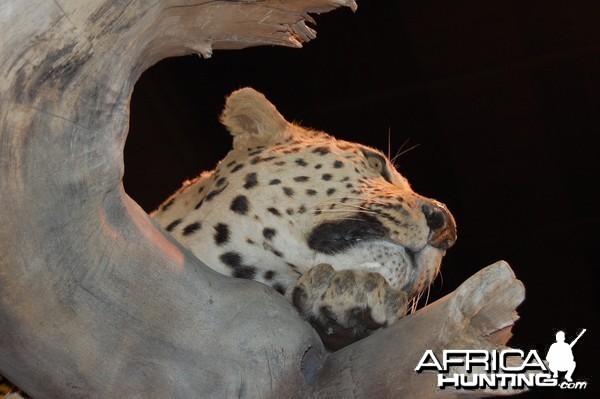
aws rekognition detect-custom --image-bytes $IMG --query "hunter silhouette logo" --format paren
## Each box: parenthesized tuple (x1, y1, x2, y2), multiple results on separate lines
(546, 329, 585, 382)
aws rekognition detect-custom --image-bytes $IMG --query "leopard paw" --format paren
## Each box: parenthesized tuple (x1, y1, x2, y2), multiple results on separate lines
(289, 263, 408, 350)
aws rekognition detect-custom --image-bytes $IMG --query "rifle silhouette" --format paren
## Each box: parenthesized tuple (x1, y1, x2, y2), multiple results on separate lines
(569, 329, 586, 348)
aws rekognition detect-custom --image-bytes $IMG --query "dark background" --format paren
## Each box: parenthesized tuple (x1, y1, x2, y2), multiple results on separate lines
(125, 1, 598, 397)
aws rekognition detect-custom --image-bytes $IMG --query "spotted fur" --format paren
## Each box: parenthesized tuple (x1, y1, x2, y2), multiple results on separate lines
(152, 88, 457, 349)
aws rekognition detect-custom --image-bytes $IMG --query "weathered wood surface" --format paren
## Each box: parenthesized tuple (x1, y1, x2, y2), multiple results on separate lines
(0, 1, 525, 397)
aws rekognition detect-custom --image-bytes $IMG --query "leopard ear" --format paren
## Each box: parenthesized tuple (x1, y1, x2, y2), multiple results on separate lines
(220, 88, 290, 149)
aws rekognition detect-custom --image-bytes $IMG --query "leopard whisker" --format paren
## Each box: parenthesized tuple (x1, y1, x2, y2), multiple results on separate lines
(317, 196, 391, 208)
(315, 209, 383, 218)
(390, 139, 420, 167)
(387, 126, 392, 160)
(408, 296, 417, 314)
(411, 289, 427, 314)
(316, 201, 386, 213)
(312, 197, 365, 207)
(411, 291, 423, 314)
(437, 269, 444, 289)
(317, 193, 392, 205)
(317, 202, 376, 213)
(310, 199, 372, 211)
(423, 284, 432, 308)
(315, 216, 375, 223)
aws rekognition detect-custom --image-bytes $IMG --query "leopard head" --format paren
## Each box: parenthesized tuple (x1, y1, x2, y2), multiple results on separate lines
(212, 88, 457, 299)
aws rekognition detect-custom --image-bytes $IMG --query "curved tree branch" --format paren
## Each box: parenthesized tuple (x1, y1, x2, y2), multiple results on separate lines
(1, 1, 359, 396)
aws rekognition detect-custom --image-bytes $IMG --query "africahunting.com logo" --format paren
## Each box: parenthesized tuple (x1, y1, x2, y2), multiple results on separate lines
(415, 329, 588, 391)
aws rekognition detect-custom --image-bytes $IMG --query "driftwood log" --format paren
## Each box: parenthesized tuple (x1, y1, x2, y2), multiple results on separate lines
(0, 1, 526, 397)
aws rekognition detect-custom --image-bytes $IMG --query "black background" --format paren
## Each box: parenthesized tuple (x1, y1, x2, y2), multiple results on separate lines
(125, 1, 598, 397)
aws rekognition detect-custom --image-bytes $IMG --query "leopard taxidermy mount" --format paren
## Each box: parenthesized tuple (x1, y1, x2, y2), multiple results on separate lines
(152, 88, 457, 350)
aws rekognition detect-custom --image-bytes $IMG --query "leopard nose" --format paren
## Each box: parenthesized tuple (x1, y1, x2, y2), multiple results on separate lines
(421, 201, 457, 250)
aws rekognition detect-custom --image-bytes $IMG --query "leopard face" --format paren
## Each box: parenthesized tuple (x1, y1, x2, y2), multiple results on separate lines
(152, 88, 456, 304)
